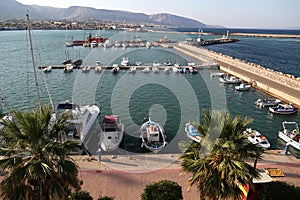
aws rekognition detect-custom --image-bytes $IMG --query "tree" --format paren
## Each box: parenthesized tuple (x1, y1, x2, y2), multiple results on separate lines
(181, 111, 262, 200)
(141, 180, 183, 200)
(0, 105, 82, 200)
(69, 190, 93, 200)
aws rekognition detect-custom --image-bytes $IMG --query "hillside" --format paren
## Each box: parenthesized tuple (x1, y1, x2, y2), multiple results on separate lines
(0, 0, 209, 28)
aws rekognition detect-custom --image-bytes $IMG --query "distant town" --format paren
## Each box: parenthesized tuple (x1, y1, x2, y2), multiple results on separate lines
(0, 18, 162, 31)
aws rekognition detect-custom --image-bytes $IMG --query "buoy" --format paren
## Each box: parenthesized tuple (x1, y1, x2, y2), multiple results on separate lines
(227, 96, 231, 99)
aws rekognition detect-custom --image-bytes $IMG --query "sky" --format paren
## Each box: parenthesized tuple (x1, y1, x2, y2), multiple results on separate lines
(16, 0, 300, 28)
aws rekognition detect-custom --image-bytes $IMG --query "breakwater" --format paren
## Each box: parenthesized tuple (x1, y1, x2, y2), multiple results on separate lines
(231, 33, 300, 39)
(175, 43, 300, 106)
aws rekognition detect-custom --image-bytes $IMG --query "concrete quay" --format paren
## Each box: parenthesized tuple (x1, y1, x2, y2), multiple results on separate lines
(175, 43, 300, 106)
(231, 33, 300, 39)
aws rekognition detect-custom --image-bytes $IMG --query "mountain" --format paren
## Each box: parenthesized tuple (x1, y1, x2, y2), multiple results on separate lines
(0, 0, 209, 28)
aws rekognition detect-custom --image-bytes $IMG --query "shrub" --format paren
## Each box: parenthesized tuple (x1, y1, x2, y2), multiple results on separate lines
(141, 180, 183, 200)
(69, 190, 93, 200)
(98, 196, 114, 200)
(259, 181, 300, 200)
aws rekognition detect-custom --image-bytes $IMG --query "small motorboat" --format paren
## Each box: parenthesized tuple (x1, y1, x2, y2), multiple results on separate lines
(152, 66, 159, 73)
(90, 40, 98, 48)
(136, 61, 142, 66)
(269, 103, 298, 115)
(94, 66, 102, 73)
(164, 61, 171, 66)
(140, 118, 167, 153)
(111, 64, 119, 74)
(128, 66, 137, 73)
(96, 61, 102, 66)
(81, 66, 91, 73)
(172, 67, 179, 73)
(42, 66, 52, 73)
(219, 75, 242, 84)
(164, 67, 171, 74)
(153, 61, 161, 67)
(255, 98, 282, 107)
(63, 64, 73, 73)
(188, 66, 198, 74)
(185, 122, 201, 143)
(143, 67, 151, 73)
(100, 115, 124, 151)
(178, 67, 186, 74)
(244, 128, 270, 149)
(278, 121, 300, 151)
(210, 72, 225, 77)
(235, 83, 251, 91)
(120, 57, 129, 66)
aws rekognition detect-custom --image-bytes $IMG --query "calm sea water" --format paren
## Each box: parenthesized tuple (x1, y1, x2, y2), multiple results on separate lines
(0, 29, 299, 156)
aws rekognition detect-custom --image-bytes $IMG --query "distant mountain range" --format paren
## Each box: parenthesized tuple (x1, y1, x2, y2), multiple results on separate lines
(0, 0, 219, 28)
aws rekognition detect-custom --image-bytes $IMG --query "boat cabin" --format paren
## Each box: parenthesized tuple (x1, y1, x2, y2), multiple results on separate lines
(147, 125, 160, 142)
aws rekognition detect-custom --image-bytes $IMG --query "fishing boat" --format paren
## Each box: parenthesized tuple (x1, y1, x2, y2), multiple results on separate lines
(235, 83, 251, 91)
(244, 128, 270, 149)
(90, 40, 98, 48)
(143, 67, 151, 73)
(111, 64, 119, 74)
(164, 61, 172, 66)
(94, 66, 102, 73)
(255, 98, 282, 107)
(219, 75, 242, 84)
(135, 61, 142, 66)
(153, 61, 161, 67)
(128, 66, 137, 73)
(185, 122, 201, 143)
(278, 121, 300, 151)
(210, 72, 225, 77)
(188, 66, 198, 74)
(100, 115, 124, 151)
(42, 66, 52, 73)
(56, 102, 100, 144)
(269, 103, 298, 115)
(140, 118, 167, 153)
(152, 66, 159, 73)
(81, 66, 91, 73)
(164, 67, 171, 74)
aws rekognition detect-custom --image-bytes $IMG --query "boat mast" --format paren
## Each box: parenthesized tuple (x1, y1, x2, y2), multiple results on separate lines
(25, 12, 42, 111)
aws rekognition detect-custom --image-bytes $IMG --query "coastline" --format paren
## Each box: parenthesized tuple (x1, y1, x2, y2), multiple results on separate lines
(73, 150, 300, 199)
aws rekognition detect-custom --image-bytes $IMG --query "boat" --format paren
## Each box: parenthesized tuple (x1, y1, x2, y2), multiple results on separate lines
(120, 57, 129, 66)
(188, 66, 198, 74)
(81, 66, 91, 73)
(235, 83, 251, 91)
(62, 59, 72, 65)
(219, 75, 242, 84)
(0, 114, 12, 131)
(94, 66, 102, 73)
(42, 66, 52, 73)
(56, 102, 100, 144)
(172, 67, 179, 73)
(140, 118, 167, 153)
(143, 67, 151, 73)
(90, 40, 98, 48)
(103, 40, 113, 48)
(185, 122, 201, 143)
(128, 66, 137, 73)
(244, 128, 270, 149)
(178, 66, 186, 74)
(278, 121, 300, 151)
(269, 103, 298, 115)
(164, 67, 171, 74)
(255, 98, 282, 107)
(174, 62, 180, 68)
(152, 66, 159, 73)
(164, 61, 171, 66)
(153, 61, 161, 67)
(63, 64, 73, 73)
(72, 59, 83, 68)
(100, 115, 124, 151)
(136, 61, 142, 66)
(96, 60, 102, 66)
(111, 64, 119, 74)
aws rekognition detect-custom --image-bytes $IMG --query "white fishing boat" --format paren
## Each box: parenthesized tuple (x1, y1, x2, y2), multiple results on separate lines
(42, 66, 52, 73)
(255, 98, 282, 107)
(219, 75, 242, 84)
(172, 67, 179, 73)
(94, 66, 102, 73)
(210, 72, 225, 77)
(185, 122, 201, 143)
(111, 64, 119, 74)
(81, 66, 91, 73)
(90, 40, 98, 48)
(63, 64, 73, 73)
(278, 121, 300, 151)
(100, 115, 124, 151)
(96, 61, 102, 66)
(164, 61, 172, 66)
(152, 66, 159, 73)
(120, 57, 129, 66)
(136, 61, 142, 66)
(164, 67, 171, 74)
(235, 83, 251, 91)
(269, 103, 298, 115)
(140, 118, 167, 153)
(188, 66, 198, 74)
(143, 67, 151, 73)
(244, 128, 270, 149)
(128, 66, 137, 73)
(56, 102, 100, 144)
(153, 61, 161, 67)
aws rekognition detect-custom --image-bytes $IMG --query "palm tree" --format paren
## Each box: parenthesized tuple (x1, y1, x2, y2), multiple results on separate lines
(181, 111, 263, 200)
(0, 105, 82, 200)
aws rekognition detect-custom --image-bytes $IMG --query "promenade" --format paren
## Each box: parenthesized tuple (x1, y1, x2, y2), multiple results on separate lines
(174, 43, 300, 106)
(74, 150, 300, 199)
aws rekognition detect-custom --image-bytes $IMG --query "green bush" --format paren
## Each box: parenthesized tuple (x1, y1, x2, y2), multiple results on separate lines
(69, 190, 93, 200)
(98, 196, 114, 200)
(260, 181, 300, 200)
(141, 180, 183, 200)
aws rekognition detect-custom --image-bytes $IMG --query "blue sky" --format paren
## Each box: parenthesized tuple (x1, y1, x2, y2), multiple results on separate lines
(17, 0, 300, 28)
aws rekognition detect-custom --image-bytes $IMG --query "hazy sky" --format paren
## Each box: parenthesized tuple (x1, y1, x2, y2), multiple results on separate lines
(16, 0, 300, 28)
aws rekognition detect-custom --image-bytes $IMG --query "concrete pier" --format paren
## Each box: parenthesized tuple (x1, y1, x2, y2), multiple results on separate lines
(175, 43, 300, 106)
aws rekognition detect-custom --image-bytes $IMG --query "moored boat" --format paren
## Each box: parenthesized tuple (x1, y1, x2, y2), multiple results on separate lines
(269, 103, 298, 115)
(140, 118, 167, 153)
(100, 115, 124, 151)
(63, 64, 73, 73)
(152, 66, 159, 73)
(235, 83, 251, 91)
(244, 128, 270, 149)
(143, 67, 151, 73)
(185, 122, 201, 143)
(111, 64, 119, 74)
(94, 66, 102, 73)
(128, 66, 137, 73)
(42, 66, 52, 73)
(278, 121, 300, 151)
(120, 57, 129, 66)
(219, 75, 242, 84)
(81, 66, 91, 73)
(210, 72, 225, 77)
(255, 98, 282, 107)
